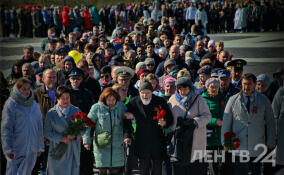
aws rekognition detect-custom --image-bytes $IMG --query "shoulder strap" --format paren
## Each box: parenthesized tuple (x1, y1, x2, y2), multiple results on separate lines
(183, 94, 199, 119)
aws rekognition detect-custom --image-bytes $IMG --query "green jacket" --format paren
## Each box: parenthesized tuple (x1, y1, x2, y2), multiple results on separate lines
(83, 101, 128, 168)
(202, 90, 226, 147)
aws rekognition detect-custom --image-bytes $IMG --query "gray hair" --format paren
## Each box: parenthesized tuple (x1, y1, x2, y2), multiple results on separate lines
(126, 50, 136, 57)
(159, 47, 168, 55)
(43, 69, 56, 78)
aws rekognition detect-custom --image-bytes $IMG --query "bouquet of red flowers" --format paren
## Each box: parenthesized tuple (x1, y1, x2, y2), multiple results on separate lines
(224, 132, 240, 150)
(50, 111, 95, 160)
(153, 106, 166, 121)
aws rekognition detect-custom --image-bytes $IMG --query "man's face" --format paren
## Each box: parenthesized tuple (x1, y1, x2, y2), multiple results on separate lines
(203, 38, 209, 48)
(137, 47, 143, 56)
(69, 76, 83, 89)
(24, 49, 33, 60)
(48, 43, 56, 52)
(64, 61, 73, 72)
(195, 41, 204, 52)
(69, 35, 76, 44)
(100, 73, 111, 82)
(146, 45, 154, 54)
(218, 52, 229, 63)
(105, 48, 114, 58)
(117, 76, 130, 87)
(231, 69, 243, 81)
(93, 26, 99, 35)
(169, 47, 179, 59)
(242, 78, 256, 95)
(140, 89, 152, 105)
(199, 74, 210, 84)
(219, 77, 231, 91)
(22, 67, 32, 77)
(77, 65, 89, 78)
(256, 81, 269, 93)
(43, 71, 57, 89)
(173, 36, 181, 46)
(123, 45, 130, 54)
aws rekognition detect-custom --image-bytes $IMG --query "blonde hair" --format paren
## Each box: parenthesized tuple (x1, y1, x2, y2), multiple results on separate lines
(216, 41, 224, 47)
(38, 54, 51, 65)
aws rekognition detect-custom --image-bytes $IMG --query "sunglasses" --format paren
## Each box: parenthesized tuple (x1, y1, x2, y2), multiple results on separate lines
(146, 64, 155, 67)
(101, 74, 109, 78)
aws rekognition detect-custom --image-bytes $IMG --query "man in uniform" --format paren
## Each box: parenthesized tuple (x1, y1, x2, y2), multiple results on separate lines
(218, 69, 240, 99)
(115, 66, 139, 98)
(221, 73, 276, 175)
(225, 59, 247, 88)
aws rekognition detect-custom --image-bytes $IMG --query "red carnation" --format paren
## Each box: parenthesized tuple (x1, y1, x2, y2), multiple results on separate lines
(233, 139, 240, 149)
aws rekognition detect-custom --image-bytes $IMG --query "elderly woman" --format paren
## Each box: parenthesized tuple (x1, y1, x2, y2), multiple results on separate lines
(83, 87, 132, 175)
(202, 78, 226, 175)
(44, 86, 81, 175)
(256, 74, 276, 102)
(158, 75, 176, 101)
(168, 77, 211, 174)
(1, 78, 44, 175)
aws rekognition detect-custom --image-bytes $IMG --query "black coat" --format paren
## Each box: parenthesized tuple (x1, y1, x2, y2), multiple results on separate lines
(127, 95, 173, 160)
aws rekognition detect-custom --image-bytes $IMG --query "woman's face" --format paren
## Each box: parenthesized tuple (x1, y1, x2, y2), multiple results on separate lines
(57, 93, 71, 108)
(207, 84, 219, 97)
(118, 87, 128, 101)
(19, 83, 31, 98)
(106, 95, 117, 107)
(256, 81, 269, 93)
(178, 86, 190, 97)
(148, 79, 157, 90)
(164, 83, 176, 95)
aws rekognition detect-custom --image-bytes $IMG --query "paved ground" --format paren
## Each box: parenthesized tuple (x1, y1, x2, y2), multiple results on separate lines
(1, 32, 283, 79)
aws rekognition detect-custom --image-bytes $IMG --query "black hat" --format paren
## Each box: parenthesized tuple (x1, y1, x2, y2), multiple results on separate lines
(139, 80, 153, 91)
(175, 77, 193, 88)
(55, 47, 69, 55)
(225, 59, 247, 71)
(69, 68, 83, 77)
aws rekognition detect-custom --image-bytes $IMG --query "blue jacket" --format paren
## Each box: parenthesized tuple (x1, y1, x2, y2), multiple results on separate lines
(44, 104, 81, 175)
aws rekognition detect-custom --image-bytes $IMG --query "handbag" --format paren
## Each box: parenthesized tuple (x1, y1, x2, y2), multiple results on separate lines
(95, 131, 112, 148)
(95, 111, 114, 148)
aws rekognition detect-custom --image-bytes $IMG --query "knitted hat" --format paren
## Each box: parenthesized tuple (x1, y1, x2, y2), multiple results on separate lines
(205, 78, 220, 88)
(139, 80, 153, 91)
(175, 77, 193, 88)
(257, 74, 270, 86)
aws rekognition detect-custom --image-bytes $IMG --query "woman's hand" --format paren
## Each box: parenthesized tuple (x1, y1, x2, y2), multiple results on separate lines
(61, 136, 70, 144)
(124, 112, 134, 120)
(124, 138, 131, 147)
(158, 119, 167, 127)
(7, 153, 14, 159)
(84, 144, 91, 150)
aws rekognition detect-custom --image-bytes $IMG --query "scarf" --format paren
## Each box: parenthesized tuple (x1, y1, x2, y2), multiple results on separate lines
(175, 91, 194, 109)
(10, 86, 34, 108)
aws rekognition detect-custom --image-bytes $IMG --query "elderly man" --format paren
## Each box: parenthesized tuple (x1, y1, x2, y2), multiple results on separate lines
(218, 69, 240, 99)
(193, 40, 207, 62)
(115, 66, 138, 98)
(127, 80, 173, 175)
(22, 63, 36, 88)
(18, 45, 35, 66)
(221, 73, 276, 175)
(226, 59, 247, 88)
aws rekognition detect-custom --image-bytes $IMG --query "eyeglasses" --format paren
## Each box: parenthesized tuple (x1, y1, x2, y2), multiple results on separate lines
(101, 74, 109, 79)
(146, 64, 155, 67)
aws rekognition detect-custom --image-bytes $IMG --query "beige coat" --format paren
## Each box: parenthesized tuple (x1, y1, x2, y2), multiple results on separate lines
(168, 94, 211, 161)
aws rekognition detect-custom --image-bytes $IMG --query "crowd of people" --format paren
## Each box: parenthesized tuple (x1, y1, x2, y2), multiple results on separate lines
(1, 0, 284, 175)
(1, 0, 284, 38)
